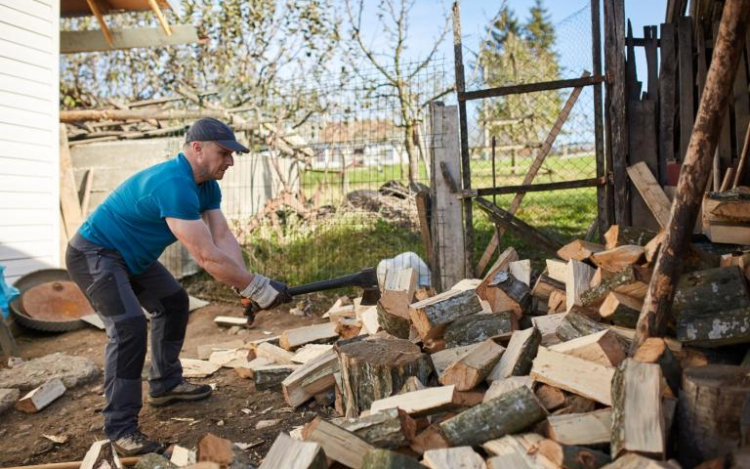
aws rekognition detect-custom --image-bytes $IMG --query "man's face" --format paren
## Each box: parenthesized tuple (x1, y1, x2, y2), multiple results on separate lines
(196, 141, 234, 180)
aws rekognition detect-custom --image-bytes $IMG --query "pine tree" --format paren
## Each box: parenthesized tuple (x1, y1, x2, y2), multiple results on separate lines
(525, 0, 555, 52)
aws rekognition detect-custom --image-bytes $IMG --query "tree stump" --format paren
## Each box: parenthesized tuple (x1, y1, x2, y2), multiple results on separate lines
(337, 335, 433, 417)
(677, 365, 750, 467)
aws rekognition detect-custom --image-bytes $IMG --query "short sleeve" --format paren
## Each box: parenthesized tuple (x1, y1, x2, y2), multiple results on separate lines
(201, 181, 222, 212)
(152, 178, 201, 220)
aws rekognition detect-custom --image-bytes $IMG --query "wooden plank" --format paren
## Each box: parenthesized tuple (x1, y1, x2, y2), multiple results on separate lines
(546, 408, 613, 446)
(677, 16, 695, 161)
(626, 162, 672, 228)
(659, 23, 677, 183)
(59, 125, 82, 241)
(530, 347, 615, 406)
(280, 322, 338, 350)
(628, 99, 661, 230)
(430, 102, 466, 290)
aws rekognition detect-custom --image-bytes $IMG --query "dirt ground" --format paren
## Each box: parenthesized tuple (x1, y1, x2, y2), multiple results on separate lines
(0, 290, 336, 468)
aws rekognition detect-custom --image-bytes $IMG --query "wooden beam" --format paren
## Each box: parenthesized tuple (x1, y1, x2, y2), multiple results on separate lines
(147, 0, 172, 36)
(84, 0, 114, 47)
(460, 75, 604, 101)
(632, 0, 750, 353)
(61, 25, 201, 54)
(626, 162, 672, 228)
(475, 198, 562, 256)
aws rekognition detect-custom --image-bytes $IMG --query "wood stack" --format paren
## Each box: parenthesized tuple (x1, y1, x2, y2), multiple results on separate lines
(240, 236, 750, 468)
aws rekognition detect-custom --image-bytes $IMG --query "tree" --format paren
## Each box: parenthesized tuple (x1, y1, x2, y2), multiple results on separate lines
(478, 1, 561, 153)
(343, 0, 452, 185)
(60, 0, 341, 128)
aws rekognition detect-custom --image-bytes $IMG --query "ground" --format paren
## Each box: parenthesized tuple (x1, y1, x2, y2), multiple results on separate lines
(0, 290, 335, 468)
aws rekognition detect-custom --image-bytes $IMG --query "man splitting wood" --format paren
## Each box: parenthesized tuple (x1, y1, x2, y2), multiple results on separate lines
(66, 118, 292, 455)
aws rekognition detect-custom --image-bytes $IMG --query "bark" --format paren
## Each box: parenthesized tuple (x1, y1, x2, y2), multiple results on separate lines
(443, 312, 515, 348)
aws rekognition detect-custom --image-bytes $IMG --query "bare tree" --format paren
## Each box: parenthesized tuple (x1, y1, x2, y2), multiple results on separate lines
(344, 0, 452, 185)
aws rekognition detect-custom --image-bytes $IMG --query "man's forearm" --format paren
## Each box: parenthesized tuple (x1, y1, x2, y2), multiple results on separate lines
(199, 247, 252, 289)
(215, 231, 245, 269)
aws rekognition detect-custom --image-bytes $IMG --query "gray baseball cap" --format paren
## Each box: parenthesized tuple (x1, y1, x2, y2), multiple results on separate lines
(185, 117, 250, 153)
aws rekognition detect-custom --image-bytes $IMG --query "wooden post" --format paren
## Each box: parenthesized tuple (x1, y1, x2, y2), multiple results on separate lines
(430, 102, 466, 291)
(591, 0, 611, 233)
(604, 0, 629, 226)
(631, 0, 750, 353)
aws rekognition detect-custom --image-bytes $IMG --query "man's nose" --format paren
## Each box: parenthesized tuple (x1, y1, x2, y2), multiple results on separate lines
(227, 155, 234, 166)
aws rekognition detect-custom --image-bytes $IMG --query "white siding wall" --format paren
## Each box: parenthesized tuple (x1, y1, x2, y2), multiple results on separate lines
(0, 0, 60, 284)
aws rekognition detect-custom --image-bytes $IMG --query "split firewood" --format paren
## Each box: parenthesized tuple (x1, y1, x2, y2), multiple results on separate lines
(384, 267, 418, 295)
(557, 240, 605, 262)
(234, 357, 274, 379)
(486, 327, 541, 382)
(604, 225, 657, 249)
(552, 394, 597, 416)
(599, 292, 642, 328)
(537, 438, 611, 469)
(580, 265, 651, 306)
(642, 230, 666, 265)
(600, 454, 678, 468)
(80, 440, 123, 469)
(611, 359, 665, 459)
(607, 326, 682, 357)
(370, 385, 458, 417)
(197, 433, 234, 467)
(532, 273, 565, 300)
(282, 349, 338, 408)
(483, 434, 554, 469)
(633, 338, 682, 395)
(291, 344, 334, 365)
(549, 329, 626, 367)
(478, 271, 531, 318)
(302, 417, 375, 469)
(335, 317, 363, 339)
(555, 312, 609, 342)
(359, 306, 381, 335)
(170, 445, 196, 467)
(255, 342, 296, 365)
(443, 312, 516, 348)
(535, 384, 566, 411)
(509, 260, 532, 286)
(565, 260, 596, 312)
(547, 290, 567, 314)
(410, 425, 450, 455)
(590, 245, 645, 273)
(439, 339, 504, 391)
(431, 343, 480, 377)
(422, 447, 487, 469)
(333, 372, 345, 416)
(483, 376, 534, 403)
(438, 386, 547, 446)
(677, 365, 750, 467)
(673, 266, 750, 346)
(589, 268, 615, 289)
(545, 408, 612, 446)
(531, 347, 614, 406)
(252, 365, 299, 390)
(361, 449, 424, 469)
(197, 339, 245, 360)
(214, 316, 247, 327)
(326, 304, 356, 323)
(280, 322, 338, 350)
(15, 378, 66, 413)
(532, 313, 569, 346)
(378, 288, 414, 339)
(338, 335, 432, 417)
(259, 432, 327, 469)
(409, 289, 484, 340)
(399, 376, 426, 394)
(207, 348, 251, 369)
(546, 259, 568, 283)
(331, 407, 416, 449)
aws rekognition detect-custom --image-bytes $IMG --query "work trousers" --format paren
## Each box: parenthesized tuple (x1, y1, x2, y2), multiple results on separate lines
(66, 233, 189, 439)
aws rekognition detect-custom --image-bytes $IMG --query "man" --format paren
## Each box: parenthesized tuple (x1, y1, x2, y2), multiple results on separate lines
(66, 118, 291, 455)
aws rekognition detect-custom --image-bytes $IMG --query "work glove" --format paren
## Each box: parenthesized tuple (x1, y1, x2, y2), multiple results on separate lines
(239, 275, 292, 324)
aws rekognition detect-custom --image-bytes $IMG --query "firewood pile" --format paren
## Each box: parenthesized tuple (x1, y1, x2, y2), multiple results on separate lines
(181, 223, 748, 468)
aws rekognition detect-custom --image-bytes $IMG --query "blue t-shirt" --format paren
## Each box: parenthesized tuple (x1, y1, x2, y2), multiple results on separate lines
(79, 153, 221, 274)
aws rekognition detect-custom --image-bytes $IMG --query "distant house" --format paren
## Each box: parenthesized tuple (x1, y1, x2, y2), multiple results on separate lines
(311, 119, 407, 170)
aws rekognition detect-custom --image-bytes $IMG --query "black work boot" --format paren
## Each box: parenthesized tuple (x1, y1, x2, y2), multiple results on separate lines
(148, 379, 212, 407)
(112, 430, 164, 456)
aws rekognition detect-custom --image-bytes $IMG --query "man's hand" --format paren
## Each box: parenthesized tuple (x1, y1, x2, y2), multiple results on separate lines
(239, 275, 292, 310)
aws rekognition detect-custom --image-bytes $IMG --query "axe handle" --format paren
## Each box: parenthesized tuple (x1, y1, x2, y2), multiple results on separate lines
(288, 269, 374, 296)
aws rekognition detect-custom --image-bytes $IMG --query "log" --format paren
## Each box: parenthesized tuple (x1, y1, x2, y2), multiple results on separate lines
(531, 347, 615, 406)
(546, 408, 613, 446)
(633, 338, 681, 395)
(370, 385, 457, 417)
(252, 365, 298, 390)
(581, 265, 651, 307)
(443, 312, 515, 348)
(258, 432, 327, 469)
(255, 342, 296, 365)
(556, 312, 608, 342)
(633, 0, 750, 353)
(431, 344, 480, 377)
(677, 365, 750, 466)
(532, 273, 565, 300)
(604, 225, 657, 250)
(439, 339, 505, 391)
(399, 376, 425, 394)
(15, 378, 66, 413)
(547, 259, 569, 283)
(589, 268, 615, 289)
(331, 408, 416, 449)
(409, 289, 484, 340)
(282, 349, 339, 408)
(566, 260, 596, 312)
(484, 434, 553, 468)
(335, 318, 363, 339)
(361, 449, 423, 469)
(422, 447, 487, 469)
(486, 327, 541, 381)
(280, 322, 338, 350)
(537, 439, 611, 469)
(438, 386, 547, 446)
(557, 240, 605, 262)
(291, 344, 334, 365)
(535, 384, 566, 411)
(480, 271, 531, 317)
(599, 292, 642, 328)
(548, 290, 567, 314)
(532, 313, 569, 346)
(377, 293, 412, 339)
(359, 306, 381, 335)
(549, 329, 625, 367)
(611, 359, 665, 459)
(338, 335, 432, 417)
(410, 425, 450, 455)
(552, 394, 597, 416)
(590, 245, 645, 273)
(673, 266, 750, 346)
(302, 417, 375, 469)
(483, 376, 534, 403)
(509, 260, 532, 286)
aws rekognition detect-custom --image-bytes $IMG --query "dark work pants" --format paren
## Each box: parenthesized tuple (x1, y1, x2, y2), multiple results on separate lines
(66, 233, 189, 439)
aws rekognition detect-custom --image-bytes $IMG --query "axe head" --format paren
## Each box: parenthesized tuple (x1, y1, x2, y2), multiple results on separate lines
(355, 267, 381, 305)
